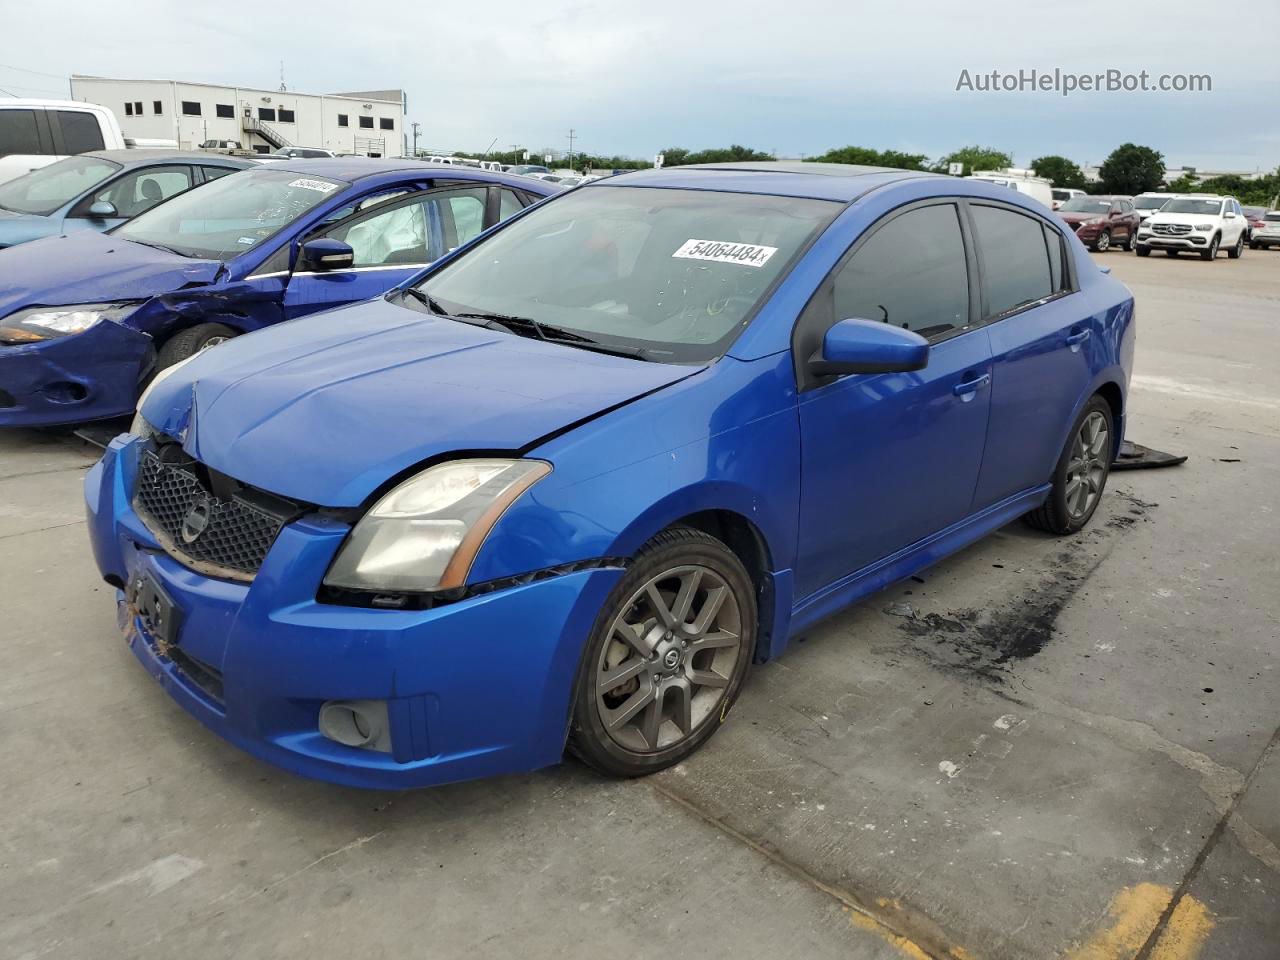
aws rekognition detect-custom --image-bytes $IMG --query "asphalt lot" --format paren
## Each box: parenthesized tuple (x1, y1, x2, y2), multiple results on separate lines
(2, 247, 1277, 960)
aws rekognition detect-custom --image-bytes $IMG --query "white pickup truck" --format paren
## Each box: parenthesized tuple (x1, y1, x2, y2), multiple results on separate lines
(0, 100, 126, 186)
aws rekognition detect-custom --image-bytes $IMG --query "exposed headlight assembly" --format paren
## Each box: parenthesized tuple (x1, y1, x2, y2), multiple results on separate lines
(324, 459, 552, 593)
(0, 302, 135, 344)
(129, 352, 202, 438)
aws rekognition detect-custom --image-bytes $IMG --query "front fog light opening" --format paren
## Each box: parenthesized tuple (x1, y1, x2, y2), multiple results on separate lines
(318, 699, 392, 753)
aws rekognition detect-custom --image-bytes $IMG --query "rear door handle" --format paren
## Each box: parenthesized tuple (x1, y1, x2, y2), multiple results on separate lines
(1066, 329, 1092, 350)
(952, 372, 991, 398)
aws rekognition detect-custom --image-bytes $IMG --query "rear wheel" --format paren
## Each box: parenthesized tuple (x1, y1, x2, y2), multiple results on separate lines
(1025, 395, 1114, 535)
(1122, 231, 1135, 252)
(155, 323, 238, 371)
(569, 527, 755, 778)
(1200, 235, 1220, 261)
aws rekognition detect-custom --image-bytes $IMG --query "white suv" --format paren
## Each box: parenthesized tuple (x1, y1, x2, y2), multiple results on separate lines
(1136, 194, 1249, 261)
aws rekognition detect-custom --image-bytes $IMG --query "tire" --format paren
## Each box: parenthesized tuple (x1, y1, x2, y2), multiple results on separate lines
(1092, 230, 1111, 253)
(1227, 234, 1244, 259)
(1024, 395, 1115, 536)
(1136, 245, 1151, 257)
(155, 322, 239, 371)
(1166, 249, 1179, 257)
(568, 526, 756, 778)
(1251, 242, 1261, 250)
(1200, 235, 1219, 261)
(1122, 231, 1135, 252)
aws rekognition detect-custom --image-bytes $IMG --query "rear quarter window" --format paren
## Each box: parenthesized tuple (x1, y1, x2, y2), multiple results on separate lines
(56, 111, 105, 154)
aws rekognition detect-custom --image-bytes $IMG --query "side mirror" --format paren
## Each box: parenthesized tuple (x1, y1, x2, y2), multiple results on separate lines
(88, 200, 118, 219)
(1224, 212, 1237, 220)
(809, 318, 930, 377)
(300, 238, 355, 272)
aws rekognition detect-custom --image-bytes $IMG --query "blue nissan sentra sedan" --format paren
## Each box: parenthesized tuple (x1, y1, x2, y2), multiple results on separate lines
(86, 162, 1135, 788)
(0, 158, 553, 426)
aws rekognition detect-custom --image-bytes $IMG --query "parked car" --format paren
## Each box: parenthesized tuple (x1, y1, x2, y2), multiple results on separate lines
(273, 147, 336, 159)
(1055, 195, 1140, 252)
(0, 150, 255, 249)
(509, 164, 552, 176)
(1136, 194, 1249, 260)
(1241, 205, 1268, 244)
(198, 139, 245, 154)
(89, 162, 1135, 789)
(0, 99, 126, 185)
(1133, 192, 1176, 224)
(1251, 210, 1280, 250)
(1050, 187, 1084, 210)
(0, 159, 553, 426)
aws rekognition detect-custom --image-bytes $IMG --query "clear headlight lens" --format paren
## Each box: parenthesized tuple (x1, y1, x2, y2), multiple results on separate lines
(0, 302, 134, 344)
(129, 352, 201, 438)
(1193, 224, 1213, 231)
(324, 459, 552, 593)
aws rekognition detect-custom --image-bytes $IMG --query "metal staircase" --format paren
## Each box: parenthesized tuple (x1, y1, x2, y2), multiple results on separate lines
(242, 117, 292, 150)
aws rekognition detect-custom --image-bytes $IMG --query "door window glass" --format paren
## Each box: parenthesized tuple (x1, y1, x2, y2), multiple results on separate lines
(971, 205, 1054, 317)
(324, 197, 430, 267)
(96, 165, 193, 217)
(57, 111, 105, 154)
(199, 165, 236, 183)
(435, 188, 488, 251)
(498, 188, 525, 221)
(0, 109, 42, 157)
(831, 204, 970, 339)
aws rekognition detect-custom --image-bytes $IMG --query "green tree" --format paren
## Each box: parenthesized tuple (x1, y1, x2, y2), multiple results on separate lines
(1098, 143, 1165, 195)
(1164, 173, 1199, 193)
(660, 145, 773, 166)
(1031, 155, 1086, 190)
(809, 145, 928, 170)
(932, 145, 1013, 176)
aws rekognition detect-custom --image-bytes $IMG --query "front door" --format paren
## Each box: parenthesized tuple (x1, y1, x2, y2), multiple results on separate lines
(281, 185, 491, 320)
(794, 201, 993, 600)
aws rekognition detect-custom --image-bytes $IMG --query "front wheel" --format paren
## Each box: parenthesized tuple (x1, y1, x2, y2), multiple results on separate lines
(1227, 234, 1244, 259)
(1025, 395, 1115, 535)
(1200, 235, 1220, 261)
(569, 527, 756, 778)
(1136, 245, 1151, 257)
(1092, 230, 1111, 253)
(155, 322, 239, 371)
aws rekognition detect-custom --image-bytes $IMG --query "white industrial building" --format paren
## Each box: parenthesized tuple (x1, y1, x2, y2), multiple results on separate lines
(69, 76, 405, 157)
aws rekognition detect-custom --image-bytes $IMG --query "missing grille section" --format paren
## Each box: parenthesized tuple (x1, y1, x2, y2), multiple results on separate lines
(133, 448, 305, 581)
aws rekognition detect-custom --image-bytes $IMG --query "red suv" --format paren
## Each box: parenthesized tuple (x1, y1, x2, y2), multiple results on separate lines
(1055, 195, 1141, 252)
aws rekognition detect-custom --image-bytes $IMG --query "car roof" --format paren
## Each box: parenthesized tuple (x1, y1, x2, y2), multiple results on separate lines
(262, 156, 555, 192)
(595, 161, 943, 202)
(83, 149, 254, 168)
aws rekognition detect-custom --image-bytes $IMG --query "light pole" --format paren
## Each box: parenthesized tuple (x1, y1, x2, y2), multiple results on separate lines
(567, 128, 576, 172)
(411, 122, 421, 158)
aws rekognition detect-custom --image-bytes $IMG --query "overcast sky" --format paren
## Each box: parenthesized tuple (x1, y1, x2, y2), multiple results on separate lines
(5, 0, 1278, 171)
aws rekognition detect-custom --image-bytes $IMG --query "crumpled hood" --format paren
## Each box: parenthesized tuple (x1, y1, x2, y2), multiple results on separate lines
(142, 298, 704, 506)
(0, 231, 222, 319)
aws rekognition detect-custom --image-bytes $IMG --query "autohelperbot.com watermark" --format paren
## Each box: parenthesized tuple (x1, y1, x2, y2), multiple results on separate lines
(955, 68, 1211, 97)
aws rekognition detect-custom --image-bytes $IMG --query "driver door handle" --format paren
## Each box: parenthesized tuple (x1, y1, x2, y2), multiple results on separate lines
(953, 372, 991, 398)
(1066, 329, 1092, 350)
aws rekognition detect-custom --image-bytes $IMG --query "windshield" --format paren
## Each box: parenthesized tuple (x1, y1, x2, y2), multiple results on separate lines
(1051, 189, 1074, 200)
(1059, 197, 1112, 214)
(0, 155, 121, 216)
(1134, 196, 1169, 211)
(114, 167, 345, 259)
(411, 185, 839, 362)
(1162, 198, 1223, 216)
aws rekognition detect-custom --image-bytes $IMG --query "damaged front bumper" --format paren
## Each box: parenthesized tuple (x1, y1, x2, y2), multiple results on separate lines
(0, 321, 153, 427)
(85, 435, 622, 789)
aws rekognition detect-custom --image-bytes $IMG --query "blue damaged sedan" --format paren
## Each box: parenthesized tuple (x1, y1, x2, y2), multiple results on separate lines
(86, 162, 1135, 788)
(0, 158, 552, 426)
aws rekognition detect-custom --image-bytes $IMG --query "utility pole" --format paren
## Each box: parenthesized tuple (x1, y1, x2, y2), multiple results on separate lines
(567, 128, 576, 172)
(411, 122, 421, 158)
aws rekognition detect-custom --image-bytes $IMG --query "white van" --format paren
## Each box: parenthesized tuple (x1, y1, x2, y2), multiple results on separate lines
(0, 100, 126, 185)
(966, 170, 1055, 209)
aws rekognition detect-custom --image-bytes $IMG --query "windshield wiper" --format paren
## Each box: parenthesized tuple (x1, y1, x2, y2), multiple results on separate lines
(400, 287, 448, 315)
(125, 237, 190, 258)
(453, 311, 650, 361)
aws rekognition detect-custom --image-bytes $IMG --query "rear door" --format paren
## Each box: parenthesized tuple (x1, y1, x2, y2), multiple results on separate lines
(280, 184, 496, 320)
(793, 200, 993, 599)
(969, 201, 1096, 510)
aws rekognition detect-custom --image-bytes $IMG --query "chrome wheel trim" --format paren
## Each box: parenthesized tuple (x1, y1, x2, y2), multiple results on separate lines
(199, 336, 229, 351)
(1065, 410, 1110, 520)
(595, 564, 742, 753)
(1096, 231, 1110, 251)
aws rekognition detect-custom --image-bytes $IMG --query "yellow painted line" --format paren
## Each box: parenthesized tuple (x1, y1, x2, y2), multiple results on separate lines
(1149, 896, 1215, 960)
(847, 908, 933, 960)
(1065, 883, 1215, 960)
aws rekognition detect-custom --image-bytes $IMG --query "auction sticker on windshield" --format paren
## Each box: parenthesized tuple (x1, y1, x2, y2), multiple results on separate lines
(672, 239, 778, 268)
(288, 178, 339, 193)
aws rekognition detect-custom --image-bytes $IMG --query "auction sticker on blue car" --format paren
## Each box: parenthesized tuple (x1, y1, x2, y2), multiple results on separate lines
(288, 178, 339, 193)
(672, 239, 778, 267)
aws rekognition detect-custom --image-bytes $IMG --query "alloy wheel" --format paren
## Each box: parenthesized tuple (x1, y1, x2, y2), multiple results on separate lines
(595, 564, 742, 753)
(1065, 411, 1109, 520)
(1096, 231, 1110, 252)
